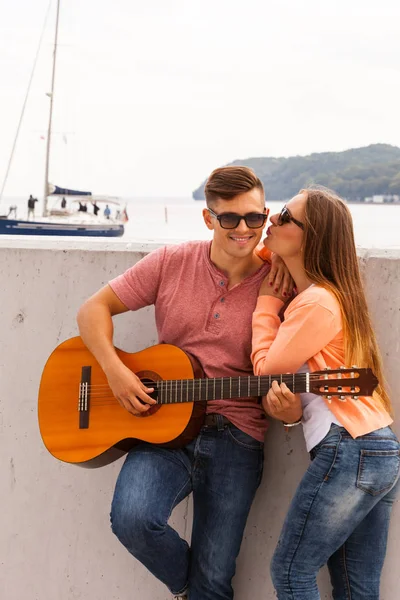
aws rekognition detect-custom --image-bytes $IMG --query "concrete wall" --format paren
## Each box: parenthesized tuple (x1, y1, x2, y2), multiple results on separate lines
(1, 239, 399, 600)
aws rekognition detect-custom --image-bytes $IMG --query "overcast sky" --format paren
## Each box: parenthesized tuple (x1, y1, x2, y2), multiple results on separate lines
(1, 0, 400, 198)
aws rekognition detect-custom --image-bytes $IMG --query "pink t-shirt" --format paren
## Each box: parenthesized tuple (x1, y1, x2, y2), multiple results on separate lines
(109, 240, 271, 441)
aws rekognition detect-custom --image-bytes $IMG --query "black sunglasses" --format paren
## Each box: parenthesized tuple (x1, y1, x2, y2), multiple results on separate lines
(277, 206, 304, 230)
(208, 208, 269, 230)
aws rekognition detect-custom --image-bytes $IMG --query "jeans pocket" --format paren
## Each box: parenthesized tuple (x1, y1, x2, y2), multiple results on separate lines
(356, 449, 400, 496)
(227, 425, 264, 451)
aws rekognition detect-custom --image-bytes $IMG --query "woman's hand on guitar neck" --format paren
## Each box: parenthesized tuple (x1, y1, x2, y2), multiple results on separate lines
(105, 361, 156, 416)
(262, 380, 303, 424)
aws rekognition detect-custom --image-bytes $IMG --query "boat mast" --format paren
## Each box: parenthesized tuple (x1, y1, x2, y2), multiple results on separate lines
(42, 0, 61, 217)
(0, 2, 51, 208)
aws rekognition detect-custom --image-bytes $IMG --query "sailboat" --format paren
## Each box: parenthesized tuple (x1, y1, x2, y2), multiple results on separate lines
(0, 0, 125, 237)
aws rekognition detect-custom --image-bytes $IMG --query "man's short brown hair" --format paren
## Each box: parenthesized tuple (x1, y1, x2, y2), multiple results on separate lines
(204, 166, 264, 207)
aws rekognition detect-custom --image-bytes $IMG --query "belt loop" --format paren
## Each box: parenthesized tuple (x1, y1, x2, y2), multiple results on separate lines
(216, 414, 225, 431)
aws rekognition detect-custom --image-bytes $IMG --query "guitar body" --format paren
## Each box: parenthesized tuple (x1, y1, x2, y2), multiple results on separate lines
(38, 337, 205, 467)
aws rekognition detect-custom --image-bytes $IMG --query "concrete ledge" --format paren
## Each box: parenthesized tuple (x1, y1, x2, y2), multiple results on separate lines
(1, 243, 399, 599)
(0, 236, 181, 252)
(1, 236, 400, 257)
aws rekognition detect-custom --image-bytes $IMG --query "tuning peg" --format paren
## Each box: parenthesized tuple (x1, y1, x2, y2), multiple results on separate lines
(337, 386, 342, 392)
(340, 366, 346, 369)
(338, 395, 347, 401)
(353, 395, 359, 401)
(326, 395, 332, 403)
(324, 385, 329, 393)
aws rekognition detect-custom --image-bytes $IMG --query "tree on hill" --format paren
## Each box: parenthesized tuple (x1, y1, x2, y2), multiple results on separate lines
(192, 144, 400, 201)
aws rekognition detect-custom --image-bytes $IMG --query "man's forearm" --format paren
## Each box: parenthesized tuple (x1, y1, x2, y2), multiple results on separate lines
(77, 302, 121, 373)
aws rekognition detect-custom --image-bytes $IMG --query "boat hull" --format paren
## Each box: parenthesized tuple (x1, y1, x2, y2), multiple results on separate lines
(0, 218, 124, 237)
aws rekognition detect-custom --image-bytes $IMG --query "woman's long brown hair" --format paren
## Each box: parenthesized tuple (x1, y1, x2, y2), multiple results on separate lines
(301, 186, 392, 413)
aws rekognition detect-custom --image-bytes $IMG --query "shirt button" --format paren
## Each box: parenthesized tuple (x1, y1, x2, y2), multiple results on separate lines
(220, 297, 225, 303)
(214, 313, 220, 319)
(219, 281, 225, 286)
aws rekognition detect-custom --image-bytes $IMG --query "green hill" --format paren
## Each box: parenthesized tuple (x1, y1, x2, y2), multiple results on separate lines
(192, 144, 400, 201)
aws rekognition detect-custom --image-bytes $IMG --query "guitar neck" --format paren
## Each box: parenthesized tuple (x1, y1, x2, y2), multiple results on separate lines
(153, 373, 310, 404)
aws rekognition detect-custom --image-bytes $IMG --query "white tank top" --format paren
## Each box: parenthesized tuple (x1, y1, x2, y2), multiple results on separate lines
(298, 363, 343, 452)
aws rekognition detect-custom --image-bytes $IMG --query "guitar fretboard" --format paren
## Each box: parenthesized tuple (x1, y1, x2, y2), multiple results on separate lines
(152, 373, 311, 404)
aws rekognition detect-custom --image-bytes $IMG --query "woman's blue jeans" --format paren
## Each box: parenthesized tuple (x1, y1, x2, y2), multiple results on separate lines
(271, 425, 400, 600)
(110, 415, 264, 599)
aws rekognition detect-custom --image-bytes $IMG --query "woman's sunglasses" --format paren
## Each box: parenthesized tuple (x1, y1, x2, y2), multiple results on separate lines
(277, 206, 304, 230)
(208, 207, 269, 230)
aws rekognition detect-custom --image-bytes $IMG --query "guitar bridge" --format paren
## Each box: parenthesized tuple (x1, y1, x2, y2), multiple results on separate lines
(78, 366, 91, 429)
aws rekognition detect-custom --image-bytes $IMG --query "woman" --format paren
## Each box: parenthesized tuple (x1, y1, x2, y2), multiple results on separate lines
(251, 187, 400, 600)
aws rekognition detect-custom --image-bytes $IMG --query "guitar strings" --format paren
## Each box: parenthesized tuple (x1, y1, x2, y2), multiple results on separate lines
(84, 374, 332, 385)
(76, 372, 360, 408)
(81, 383, 360, 407)
(81, 376, 355, 396)
(83, 375, 313, 400)
(82, 373, 339, 390)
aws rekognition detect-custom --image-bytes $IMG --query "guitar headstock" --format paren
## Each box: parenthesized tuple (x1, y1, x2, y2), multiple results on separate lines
(311, 367, 379, 400)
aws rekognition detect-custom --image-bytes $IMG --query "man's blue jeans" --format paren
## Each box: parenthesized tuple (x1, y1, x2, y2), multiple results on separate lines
(110, 415, 264, 599)
(271, 425, 400, 600)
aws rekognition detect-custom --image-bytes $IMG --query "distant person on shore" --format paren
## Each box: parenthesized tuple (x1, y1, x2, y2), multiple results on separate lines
(61, 197, 67, 209)
(76, 166, 293, 600)
(252, 186, 399, 599)
(104, 204, 111, 219)
(27, 194, 38, 220)
(92, 201, 100, 216)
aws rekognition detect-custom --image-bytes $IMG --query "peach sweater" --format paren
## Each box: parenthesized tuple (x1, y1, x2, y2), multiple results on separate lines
(251, 285, 392, 438)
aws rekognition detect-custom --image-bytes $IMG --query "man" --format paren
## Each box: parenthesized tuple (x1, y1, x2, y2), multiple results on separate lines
(27, 194, 38, 220)
(77, 166, 291, 600)
(92, 201, 100, 216)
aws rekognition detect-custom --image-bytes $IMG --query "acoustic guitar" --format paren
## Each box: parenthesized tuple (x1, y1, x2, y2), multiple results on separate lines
(38, 336, 378, 467)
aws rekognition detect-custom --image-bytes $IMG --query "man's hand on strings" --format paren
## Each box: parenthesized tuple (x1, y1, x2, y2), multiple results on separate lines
(105, 361, 156, 416)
